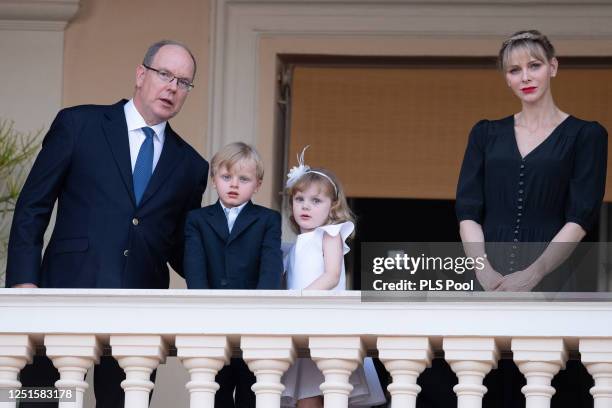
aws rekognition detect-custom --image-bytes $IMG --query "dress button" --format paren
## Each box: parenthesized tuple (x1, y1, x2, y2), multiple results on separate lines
(514, 230, 519, 235)
(132, 218, 139, 226)
(510, 253, 516, 258)
(519, 181, 524, 185)
(518, 213, 522, 217)
(518, 205, 523, 210)
(519, 189, 524, 194)
(520, 164, 525, 169)
(123, 250, 129, 256)
(520, 173, 524, 177)
(512, 245, 517, 249)
(509, 267, 514, 272)
(513, 238, 518, 242)
(510, 260, 515, 265)
(518, 198, 523, 202)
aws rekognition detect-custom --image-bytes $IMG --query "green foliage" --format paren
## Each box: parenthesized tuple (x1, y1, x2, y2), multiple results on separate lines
(0, 120, 42, 283)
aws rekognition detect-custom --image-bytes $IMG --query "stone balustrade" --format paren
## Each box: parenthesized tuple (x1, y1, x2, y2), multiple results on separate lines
(1, 289, 611, 408)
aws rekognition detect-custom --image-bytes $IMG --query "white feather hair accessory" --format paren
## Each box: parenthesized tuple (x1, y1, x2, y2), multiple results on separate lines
(285, 145, 338, 196)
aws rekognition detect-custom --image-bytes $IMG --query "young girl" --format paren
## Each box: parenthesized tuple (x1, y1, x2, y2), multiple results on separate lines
(281, 147, 386, 408)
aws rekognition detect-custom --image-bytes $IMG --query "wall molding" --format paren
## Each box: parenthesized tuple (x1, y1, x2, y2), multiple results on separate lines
(0, 0, 80, 31)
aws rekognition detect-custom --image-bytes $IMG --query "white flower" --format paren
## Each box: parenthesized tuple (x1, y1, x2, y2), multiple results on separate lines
(286, 164, 310, 188)
(285, 145, 311, 188)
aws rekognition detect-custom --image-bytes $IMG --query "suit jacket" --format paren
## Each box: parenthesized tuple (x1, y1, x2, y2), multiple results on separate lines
(6, 100, 209, 289)
(183, 200, 282, 289)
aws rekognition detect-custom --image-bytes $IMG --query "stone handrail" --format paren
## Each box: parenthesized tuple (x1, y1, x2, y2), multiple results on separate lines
(1, 289, 612, 408)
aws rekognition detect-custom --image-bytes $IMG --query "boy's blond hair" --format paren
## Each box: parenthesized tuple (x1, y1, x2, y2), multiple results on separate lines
(210, 142, 264, 180)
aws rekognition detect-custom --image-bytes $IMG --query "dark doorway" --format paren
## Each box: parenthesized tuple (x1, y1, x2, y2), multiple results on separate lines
(348, 197, 459, 290)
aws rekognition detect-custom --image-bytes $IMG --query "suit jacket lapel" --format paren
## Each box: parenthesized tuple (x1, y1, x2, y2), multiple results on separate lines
(139, 124, 186, 207)
(228, 201, 258, 244)
(206, 202, 230, 242)
(102, 100, 135, 205)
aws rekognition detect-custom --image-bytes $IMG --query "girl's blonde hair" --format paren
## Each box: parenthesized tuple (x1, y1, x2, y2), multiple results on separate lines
(498, 30, 556, 71)
(286, 168, 355, 236)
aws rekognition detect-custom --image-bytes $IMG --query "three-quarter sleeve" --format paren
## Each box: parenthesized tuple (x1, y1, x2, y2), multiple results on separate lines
(565, 121, 608, 232)
(456, 120, 489, 224)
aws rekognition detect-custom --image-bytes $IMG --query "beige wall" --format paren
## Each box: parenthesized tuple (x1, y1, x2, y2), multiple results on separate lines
(63, 0, 210, 155)
(0, 30, 64, 132)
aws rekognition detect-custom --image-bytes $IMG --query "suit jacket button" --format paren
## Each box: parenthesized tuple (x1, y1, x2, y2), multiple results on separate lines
(132, 218, 139, 226)
(123, 250, 129, 256)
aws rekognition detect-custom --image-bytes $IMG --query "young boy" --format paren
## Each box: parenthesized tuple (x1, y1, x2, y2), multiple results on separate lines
(183, 142, 282, 407)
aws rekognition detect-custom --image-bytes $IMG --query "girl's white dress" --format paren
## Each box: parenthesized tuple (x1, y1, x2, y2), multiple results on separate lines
(281, 221, 386, 407)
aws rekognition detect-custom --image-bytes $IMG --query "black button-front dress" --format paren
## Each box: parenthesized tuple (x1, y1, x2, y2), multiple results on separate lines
(449, 116, 608, 408)
(456, 115, 607, 291)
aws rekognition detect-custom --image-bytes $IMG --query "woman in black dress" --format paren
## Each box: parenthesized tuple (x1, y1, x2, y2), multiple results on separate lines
(456, 30, 607, 293)
(452, 30, 608, 408)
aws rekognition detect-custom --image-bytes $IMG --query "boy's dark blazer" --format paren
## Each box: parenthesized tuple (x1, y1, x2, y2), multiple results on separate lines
(183, 200, 282, 289)
(183, 201, 283, 289)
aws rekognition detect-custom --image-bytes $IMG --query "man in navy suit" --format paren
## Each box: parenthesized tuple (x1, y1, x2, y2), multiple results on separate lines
(183, 142, 282, 407)
(6, 40, 209, 407)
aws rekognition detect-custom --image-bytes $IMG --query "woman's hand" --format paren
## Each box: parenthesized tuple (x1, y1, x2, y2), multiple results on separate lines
(494, 265, 544, 292)
(459, 220, 504, 291)
(475, 266, 504, 291)
(495, 223, 584, 292)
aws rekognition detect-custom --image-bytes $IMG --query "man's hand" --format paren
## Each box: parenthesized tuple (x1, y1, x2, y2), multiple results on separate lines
(12, 283, 38, 288)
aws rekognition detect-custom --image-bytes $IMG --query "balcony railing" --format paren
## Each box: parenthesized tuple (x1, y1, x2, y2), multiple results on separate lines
(1, 289, 612, 408)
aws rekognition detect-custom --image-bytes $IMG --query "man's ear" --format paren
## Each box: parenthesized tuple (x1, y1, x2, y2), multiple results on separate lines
(135, 65, 146, 87)
(255, 179, 263, 193)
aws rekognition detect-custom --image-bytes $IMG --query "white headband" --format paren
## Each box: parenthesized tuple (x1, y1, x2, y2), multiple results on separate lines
(286, 146, 338, 196)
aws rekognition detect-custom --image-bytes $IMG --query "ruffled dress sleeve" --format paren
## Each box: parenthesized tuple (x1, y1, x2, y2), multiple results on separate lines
(315, 221, 355, 255)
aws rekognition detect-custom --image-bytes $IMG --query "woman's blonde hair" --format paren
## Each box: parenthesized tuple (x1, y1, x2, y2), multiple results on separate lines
(498, 30, 556, 71)
(286, 168, 355, 236)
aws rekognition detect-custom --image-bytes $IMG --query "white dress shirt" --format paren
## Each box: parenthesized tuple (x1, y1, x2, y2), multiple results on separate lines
(124, 99, 166, 172)
(219, 201, 248, 233)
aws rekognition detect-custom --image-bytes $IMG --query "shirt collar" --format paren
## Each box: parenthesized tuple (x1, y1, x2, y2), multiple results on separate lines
(219, 200, 249, 214)
(124, 99, 166, 142)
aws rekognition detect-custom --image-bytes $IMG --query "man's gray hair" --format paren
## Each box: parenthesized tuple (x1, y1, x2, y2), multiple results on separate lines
(143, 40, 197, 80)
